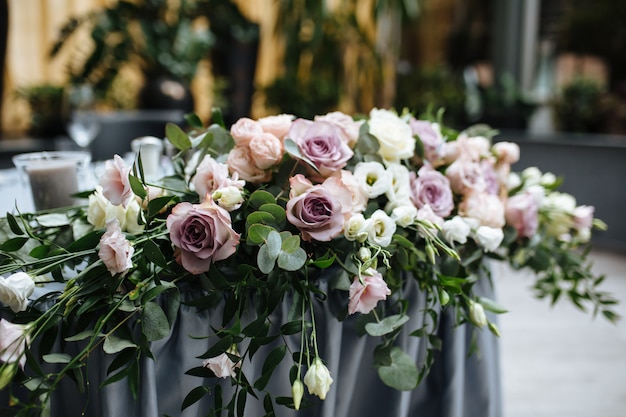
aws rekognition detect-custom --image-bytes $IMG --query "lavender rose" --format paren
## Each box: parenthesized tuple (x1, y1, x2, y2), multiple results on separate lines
(506, 192, 539, 238)
(409, 166, 454, 217)
(288, 119, 354, 178)
(166, 198, 240, 274)
(286, 176, 348, 242)
(410, 119, 445, 165)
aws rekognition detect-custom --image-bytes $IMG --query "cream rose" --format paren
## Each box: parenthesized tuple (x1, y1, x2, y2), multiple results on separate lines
(368, 108, 415, 163)
(0, 272, 35, 313)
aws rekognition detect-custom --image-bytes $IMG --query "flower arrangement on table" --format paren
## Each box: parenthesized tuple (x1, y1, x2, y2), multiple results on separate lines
(0, 107, 617, 416)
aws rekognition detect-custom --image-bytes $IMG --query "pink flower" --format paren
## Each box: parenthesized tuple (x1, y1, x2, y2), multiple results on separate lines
(230, 117, 263, 146)
(166, 198, 240, 274)
(348, 269, 391, 314)
(492, 141, 520, 164)
(192, 155, 244, 200)
(249, 132, 284, 169)
(288, 119, 354, 179)
(481, 159, 501, 195)
(0, 319, 30, 369)
(573, 205, 594, 231)
(314, 111, 364, 147)
(227, 146, 272, 184)
(258, 114, 294, 140)
(409, 119, 445, 165)
(505, 192, 539, 238)
(99, 219, 134, 276)
(286, 176, 350, 242)
(409, 166, 454, 217)
(100, 155, 133, 207)
(459, 192, 505, 229)
(202, 346, 240, 378)
(445, 158, 486, 195)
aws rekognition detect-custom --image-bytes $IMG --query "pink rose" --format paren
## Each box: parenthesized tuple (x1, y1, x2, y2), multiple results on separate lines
(459, 192, 505, 229)
(227, 146, 272, 184)
(409, 119, 445, 165)
(288, 119, 354, 179)
(258, 114, 294, 140)
(445, 158, 486, 195)
(166, 198, 240, 274)
(286, 176, 349, 242)
(339, 170, 368, 214)
(314, 111, 364, 147)
(192, 155, 244, 200)
(288, 174, 314, 198)
(230, 117, 263, 146)
(409, 166, 454, 217)
(249, 132, 284, 169)
(492, 141, 520, 164)
(505, 192, 539, 238)
(481, 159, 500, 195)
(100, 154, 133, 207)
(0, 319, 30, 369)
(348, 269, 391, 314)
(99, 219, 134, 276)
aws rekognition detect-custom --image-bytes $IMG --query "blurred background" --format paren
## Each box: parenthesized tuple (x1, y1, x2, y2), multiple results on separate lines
(1, 0, 625, 137)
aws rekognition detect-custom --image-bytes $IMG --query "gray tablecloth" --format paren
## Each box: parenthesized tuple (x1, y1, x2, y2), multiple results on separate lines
(47, 271, 502, 417)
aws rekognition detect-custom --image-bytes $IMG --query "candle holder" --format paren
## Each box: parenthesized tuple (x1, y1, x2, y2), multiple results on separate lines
(12, 151, 91, 211)
(131, 136, 164, 181)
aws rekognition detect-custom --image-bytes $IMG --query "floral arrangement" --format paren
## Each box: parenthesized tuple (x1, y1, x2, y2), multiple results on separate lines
(0, 108, 617, 416)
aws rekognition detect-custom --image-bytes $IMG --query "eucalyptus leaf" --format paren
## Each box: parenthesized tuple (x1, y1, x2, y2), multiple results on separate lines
(43, 353, 72, 364)
(184, 113, 204, 129)
(266, 230, 282, 259)
(166, 122, 192, 151)
(376, 347, 418, 391)
(257, 244, 276, 274)
(259, 203, 286, 225)
(280, 234, 300, 254)
(35, 213, 70, 227)
(64, 330, 95, 342)
(103, 334, 138, 354)
(247, 223, 273, 245)
(365, 314, 410, 337)
(277, 247, 307, 271)
(248, 190, 276, 208)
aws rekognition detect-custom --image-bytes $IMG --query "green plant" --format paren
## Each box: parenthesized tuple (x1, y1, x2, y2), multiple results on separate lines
(15, 84, 66, 138)
(50, 0, 214, 99)
(553, 77, 612, 133)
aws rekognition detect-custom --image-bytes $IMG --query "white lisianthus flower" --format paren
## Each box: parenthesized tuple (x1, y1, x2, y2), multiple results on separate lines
(469, 300, 487, 328)
(0, 272, 35, 313)
(88, 186, 145, 234)
(367, 210, 396, 247)
(353, 161, 391, 198)
(521, 166, 542, 185)
(304, 357, 333, 400)
(390, 204, 418, 227)
(213, 186, 244, 212)
(385, 163, 412, 202)
(540, 172, 558, 187)
(506, 172, 522, 191)
(544, 192, 577, 214)
(124, 199, 145, 235)
(473, 226, 504, 252)
(368, 108, 415, 163)
(525, 184, 546, 206)
(344, 214, 370, 243)
(442, 216, 471, 245)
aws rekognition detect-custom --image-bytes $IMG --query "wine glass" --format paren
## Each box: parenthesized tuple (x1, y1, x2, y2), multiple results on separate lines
(64, 83, 101, 150)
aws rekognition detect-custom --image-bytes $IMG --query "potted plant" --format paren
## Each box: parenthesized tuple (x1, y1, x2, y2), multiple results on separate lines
(50, 0, 214, 112)
(552, 77, 613, 133)
(15, 84, 66, 138)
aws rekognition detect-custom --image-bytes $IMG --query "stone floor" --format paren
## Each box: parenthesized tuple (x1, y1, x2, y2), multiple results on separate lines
(496, 249, 626, 417)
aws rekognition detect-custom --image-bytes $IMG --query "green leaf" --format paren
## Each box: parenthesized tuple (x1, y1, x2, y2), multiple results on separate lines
(277, 248, 307, 271)
(143, 239, 168, 269)
(29, 244, 51, 259)
(248, 190, 276, 209)
(247, 211, 277, 227)
(143, 282, 176, 304)
(129, 174, 148, 200)
(185, 113, 204, 129)
(377, 347, 418, 391)
(146, 195, 175, 218)
(43, 353, 72, 364)
(254, 345, 286, 391)
(182, 386, 210, 411)
(280, 320, 305, 335)
(284, 138, 319, 172)
(309, 253, 336, 269)
(65, 330, 95, 342)
(142, 302, 170, 342)
(6, 213, 24, 235)
(280, 234, 300, 254)
(259, 203, 286, 225)
(266, 230, 282, 259)
(247, 223, 273, 245)
(477, 297, 508, 314)
(257, 244, 276, 274)
(365, 314, 410, 337)
(103, 334, 138, 354)
(68, 230, 102, 252)
(36, 213, 70, 227)
(166, 122, 192, 151)
(199, 335, 234, 359)
(211, 107, 225, 128)
(0, 237, 29, 252)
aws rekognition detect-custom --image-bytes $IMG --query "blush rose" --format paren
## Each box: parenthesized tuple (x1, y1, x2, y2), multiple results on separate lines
(99, 219, 134, 276)
(348, 268, 391, 314)
(100, 154, 134, 207)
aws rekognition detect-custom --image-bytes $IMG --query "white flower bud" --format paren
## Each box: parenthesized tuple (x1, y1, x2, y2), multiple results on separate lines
(367, 210, 397, 248)
(469, 300, 487, 328)
(390, 204, 417, 227)
(292, 379, 304, 410)
(212, 186, 244, 211)
(304, 357, 333, 400)
(358, 247, 372, 263)
(344, 214, 370, 243)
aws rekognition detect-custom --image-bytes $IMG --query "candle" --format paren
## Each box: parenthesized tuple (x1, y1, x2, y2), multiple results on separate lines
(12, 151, 91, 211)
(131, 136, 164, 180)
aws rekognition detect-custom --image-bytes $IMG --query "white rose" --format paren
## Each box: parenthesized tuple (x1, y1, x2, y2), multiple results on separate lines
(367, 209, 396, 247)
(344, 214, 370, 243)
(442, 216, 471, 244)
(0, 272, 35, 313)
(473, 226, 504, 252)
(353, 161, 391, 198)
(385, 163, 411, 202)
(368, 108, 415, 163)
(213, 186, 244, 212)
(87, 186, 112, 229)
(390, 204, 417, 227)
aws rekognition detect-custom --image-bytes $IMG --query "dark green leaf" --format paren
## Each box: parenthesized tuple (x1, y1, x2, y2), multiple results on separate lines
(182, 386, 210, 411)
(6, 213, 24, 235)
(146, 195, 175, 218)
(280, 320, 302, 335)
(68, 230, 103, 252)
(248, 190, 276, 208)
(129, 174, 148, 200)
(142, 301, 170, 341)
(211, 107, 225, 128)
(0, 237, 29, 252)
(254, 345, 286, 391)
(199, 335, 234, 359)
(185, 113, 204, 129)
(103, 333, 138, 354)
(143, 239, 168, 269)
(29, 245, 51, 259)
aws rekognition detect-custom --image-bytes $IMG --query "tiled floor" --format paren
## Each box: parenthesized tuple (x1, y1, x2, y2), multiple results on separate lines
(496, 249, 626, 417)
